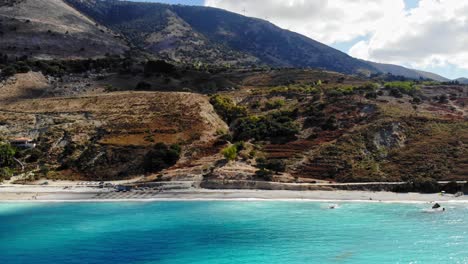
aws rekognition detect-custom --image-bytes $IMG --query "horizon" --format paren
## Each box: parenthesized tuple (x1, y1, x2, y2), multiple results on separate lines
(127, 0, 468, 80)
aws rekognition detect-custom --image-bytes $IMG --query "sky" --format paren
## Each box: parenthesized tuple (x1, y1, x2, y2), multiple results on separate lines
(131, 0, 468, 79)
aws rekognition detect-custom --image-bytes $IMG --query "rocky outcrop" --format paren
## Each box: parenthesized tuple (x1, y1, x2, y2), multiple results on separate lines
(372, 122, 406, 150)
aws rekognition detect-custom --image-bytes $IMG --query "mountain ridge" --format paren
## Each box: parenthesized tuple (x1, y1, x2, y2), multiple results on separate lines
(0, 0, 459, 81)
(64, 0, 458, 80)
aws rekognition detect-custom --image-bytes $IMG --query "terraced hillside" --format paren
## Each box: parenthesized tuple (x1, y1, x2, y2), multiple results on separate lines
(0, 90, 227, 180)
(0, 63, 466, 186)
(198, 70, 468, 185)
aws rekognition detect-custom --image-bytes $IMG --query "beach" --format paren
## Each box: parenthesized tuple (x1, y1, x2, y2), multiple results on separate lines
(0, 184, 467, 203)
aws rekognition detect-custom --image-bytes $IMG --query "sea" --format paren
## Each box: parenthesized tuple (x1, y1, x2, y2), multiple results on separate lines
(0, 201, 467, 263)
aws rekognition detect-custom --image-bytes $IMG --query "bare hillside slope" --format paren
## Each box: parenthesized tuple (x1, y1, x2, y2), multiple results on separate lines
(0, 0, 129, 59)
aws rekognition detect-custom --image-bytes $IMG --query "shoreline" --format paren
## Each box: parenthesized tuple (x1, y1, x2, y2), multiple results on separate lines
(0, 186, 467, 204)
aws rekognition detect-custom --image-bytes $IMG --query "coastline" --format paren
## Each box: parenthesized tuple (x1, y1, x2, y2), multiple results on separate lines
(0, 185, 467, 203)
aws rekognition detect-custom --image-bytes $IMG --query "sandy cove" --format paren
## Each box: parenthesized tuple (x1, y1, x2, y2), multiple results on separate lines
(0, 185, 467, 203)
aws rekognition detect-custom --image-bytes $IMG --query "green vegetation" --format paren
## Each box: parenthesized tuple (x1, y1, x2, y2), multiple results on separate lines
(221, 142, 245, 161)
(232, 110, 299, 142)
(1, 66, 17, 77)
(0, 56, 139, 79)
(262, 84, 320, 96)
(0, 143, 16, 168)
(255, 168, 274, 181)
(264, 99, 285, 110)
(393, 177, 441, 194)
(210, 95, 247, 124)
(221, 145, 238, 161)
(143, 143, 181, 173)
(144, 60, 176, 76)
(0, 167, 13, 181)
(0, 143, 15, 182)
(256, 158, 286, 173)
(135, 81, 152, 91)
(384, 81, 420, 97)
(325, 82, 379, 99)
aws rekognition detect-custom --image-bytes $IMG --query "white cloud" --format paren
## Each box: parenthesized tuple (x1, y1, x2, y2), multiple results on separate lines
(204, 0, 405, 44)
(205, 0, 468, 78)
(349, 0, 468, 72)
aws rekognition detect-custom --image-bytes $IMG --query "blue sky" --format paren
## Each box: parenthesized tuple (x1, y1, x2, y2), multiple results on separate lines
(128, 0, 467, 79)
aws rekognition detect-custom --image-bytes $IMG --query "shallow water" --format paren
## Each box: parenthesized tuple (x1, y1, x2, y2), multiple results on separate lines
(0, 202, 467, 263)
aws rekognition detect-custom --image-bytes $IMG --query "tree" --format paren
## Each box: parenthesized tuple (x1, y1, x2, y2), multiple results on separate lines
(438, 94, 449, 104)
(135, 81, 152, 91)
(389, 88, 403, 98)
(257, 158, 286, 173)
(222, 145, 238, 161)
(210, 95, 247, 124)
(0, 144, 15, 168)
(0, 167, 13, 182)
(143, 143, 181, 173)
(144, 60, 176, 75)
(2, 66, 16, 77)
(322, 115, 338, 131)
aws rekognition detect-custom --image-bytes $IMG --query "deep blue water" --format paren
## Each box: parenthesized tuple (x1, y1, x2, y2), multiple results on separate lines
(0, 202, 467, 263)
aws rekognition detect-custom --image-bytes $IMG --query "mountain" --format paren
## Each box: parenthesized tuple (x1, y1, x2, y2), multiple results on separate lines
(1, 0, 448, 80)
(367, 61, 449, 82)
(455, 78, 468, 84)
(64, 0, 377, 74)
(0, 0, 129, 60)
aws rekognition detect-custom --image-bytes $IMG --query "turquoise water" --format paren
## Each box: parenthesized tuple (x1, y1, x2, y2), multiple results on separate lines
(0, 202, 467, 263)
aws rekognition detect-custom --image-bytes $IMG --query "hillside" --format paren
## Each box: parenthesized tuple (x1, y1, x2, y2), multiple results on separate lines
(0, 1, 466, 190)
(0, 86, 227, 180)
(0, 0, 454, 80)
(0, 0, 129, 60)
(367, 61, 448, 82)
(65, 0, 376, 73)
(0, 66, 466, 188)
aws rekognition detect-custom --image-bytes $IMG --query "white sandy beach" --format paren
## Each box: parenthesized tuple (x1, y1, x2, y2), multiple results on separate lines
(0, 184, 467, 203)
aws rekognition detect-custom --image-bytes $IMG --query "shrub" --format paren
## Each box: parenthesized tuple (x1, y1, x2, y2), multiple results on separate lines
(256, 158, 286, 173)
(322, 115, 338, 131)
(144, 60, 176, 75)
(358, 82, 379, 91)
(394, 177, 440, 193)
(232, 111, 299, 142)
(135, 81, 152, 91)
(264, 99, 285, 110)
(24, 148, 42, 163)
(255, 168, 273, 181)
(210, 95, 247, 124)
(411, 97, 422, 104)
(438, 94, 449, 104)
(0, 167, 13, 181)
(442, 181, 461, 194)
(389, 88, 403, 98)
(221, 144, 238, 161)
(15, 62, 31, 73)
(0, 144, 16, 168)
(143, 143, 181, 173)
(2, 66, 16, 77)
(365, 92, 378, 99)
(385, 81, 419, 97)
